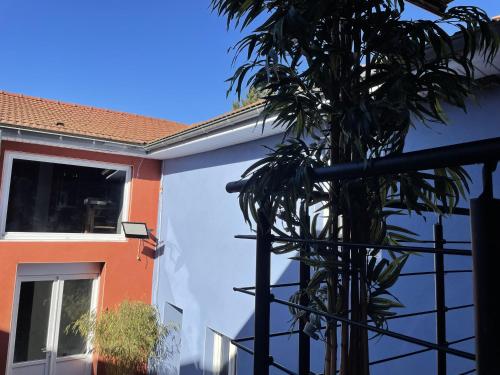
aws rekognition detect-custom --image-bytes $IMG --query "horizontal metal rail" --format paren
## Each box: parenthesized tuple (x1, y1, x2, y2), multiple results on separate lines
(226, 137, 500, 193)
(234, 287, 475, 361)
(237, 270, 472, 286)
(235, 234, 472, 256)
(226, 137, 499, 375)
(400, 269, 472, 277)
(368, 347, 433, 366)
(364, 335, 475, 368)
(233, 302, 473, 342)
(379, 304, 473, 322)
(311, 137, 500, 182)
(236, 285, 472, 322)
(230, 341, 298, 375)
(398, 239, 471, 244)
(385, 202, 470, 216)
(236, 329, 474, 374)
(231, 339, 254, 355)
(233, 329, 301, 343)
(239, 282, 300, 291)
(234, 324, 334, 343)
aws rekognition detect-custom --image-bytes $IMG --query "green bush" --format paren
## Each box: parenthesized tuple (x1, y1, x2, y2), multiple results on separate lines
(70, 300, 171, 375)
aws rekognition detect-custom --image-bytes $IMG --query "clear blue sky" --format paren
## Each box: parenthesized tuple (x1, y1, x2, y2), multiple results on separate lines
(0, 1, 497, 124)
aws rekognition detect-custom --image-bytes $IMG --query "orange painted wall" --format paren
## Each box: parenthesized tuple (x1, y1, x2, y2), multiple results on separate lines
(0, 140, 162, 373)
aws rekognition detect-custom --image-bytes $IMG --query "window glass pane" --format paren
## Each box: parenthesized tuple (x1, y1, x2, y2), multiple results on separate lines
(57, 279, 93, 357)
(14, 281, 53, 363)
(6, 159, 126, 233)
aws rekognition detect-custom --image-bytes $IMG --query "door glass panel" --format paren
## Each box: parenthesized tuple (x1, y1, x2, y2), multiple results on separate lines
(13, 281, 53, 363)
(57, 279, 93, 357)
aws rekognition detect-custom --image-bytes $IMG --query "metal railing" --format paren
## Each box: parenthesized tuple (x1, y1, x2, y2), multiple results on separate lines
(226, 137, 500, 375)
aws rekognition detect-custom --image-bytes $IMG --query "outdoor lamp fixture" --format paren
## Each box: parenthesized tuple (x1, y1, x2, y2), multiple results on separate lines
(121, 222, 159, 244)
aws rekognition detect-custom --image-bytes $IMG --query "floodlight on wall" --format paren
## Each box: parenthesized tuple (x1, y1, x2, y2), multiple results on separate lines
(121, 222, 159, 244)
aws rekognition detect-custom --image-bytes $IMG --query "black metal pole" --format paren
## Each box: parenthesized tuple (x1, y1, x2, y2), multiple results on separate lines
(254, 207, 272, 375)
(226, 137, 500, 193)
(299, 206, 311, 375)
(470, 162, 500, 375)
(434, 216, 447, 375)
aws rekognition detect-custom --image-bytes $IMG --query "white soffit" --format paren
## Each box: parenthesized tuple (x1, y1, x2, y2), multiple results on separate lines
(148, 116, 283, 160)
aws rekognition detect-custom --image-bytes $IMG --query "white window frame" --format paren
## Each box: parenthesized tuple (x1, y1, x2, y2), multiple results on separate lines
(6, 262, 100, 375)
(0, 151, 131, 241)
(208, 329, 237, 375)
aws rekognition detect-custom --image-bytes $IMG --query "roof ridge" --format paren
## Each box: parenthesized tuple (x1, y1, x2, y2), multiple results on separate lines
(0, 90, 186, 126)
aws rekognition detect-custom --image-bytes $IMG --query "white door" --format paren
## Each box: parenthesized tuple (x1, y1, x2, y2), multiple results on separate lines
(7, 264, 99, 375)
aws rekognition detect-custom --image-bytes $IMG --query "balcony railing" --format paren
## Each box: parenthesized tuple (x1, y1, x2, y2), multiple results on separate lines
(226, 137, 500, 375)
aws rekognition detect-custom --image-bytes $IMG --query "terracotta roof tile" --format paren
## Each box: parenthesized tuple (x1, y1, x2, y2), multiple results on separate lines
(0, 91, 187, 144)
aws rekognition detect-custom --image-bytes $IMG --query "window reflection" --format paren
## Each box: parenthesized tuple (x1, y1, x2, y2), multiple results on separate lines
(14, 281, 52, 363)
(6, 159, 126, 233)
(57, 279, 93, 357)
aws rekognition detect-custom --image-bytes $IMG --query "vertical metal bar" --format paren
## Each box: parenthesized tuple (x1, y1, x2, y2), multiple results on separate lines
(254, 207, 271, 375)
(299, 206, 311, 375)
(470, 162, 500, 375)
(434, 215, 447, 375)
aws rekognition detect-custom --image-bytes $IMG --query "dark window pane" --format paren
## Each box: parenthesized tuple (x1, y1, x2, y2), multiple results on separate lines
(14, 281, 53, 363)
(6, 159, 126, 233)
(57, 279, 93, 357)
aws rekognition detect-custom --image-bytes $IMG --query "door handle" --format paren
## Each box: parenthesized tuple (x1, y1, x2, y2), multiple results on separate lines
(41, 347, 52, 358)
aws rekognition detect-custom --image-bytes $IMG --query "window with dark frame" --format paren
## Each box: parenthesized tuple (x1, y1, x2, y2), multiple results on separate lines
(5, 158, 127, 234)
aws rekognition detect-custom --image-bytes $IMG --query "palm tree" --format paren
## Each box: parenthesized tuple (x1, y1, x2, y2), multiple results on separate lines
(212, 1, 498, 374)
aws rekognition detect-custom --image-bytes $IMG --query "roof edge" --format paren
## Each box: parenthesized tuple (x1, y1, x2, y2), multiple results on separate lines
(0, 124, 147, 157)
(146, 102, 265, 151)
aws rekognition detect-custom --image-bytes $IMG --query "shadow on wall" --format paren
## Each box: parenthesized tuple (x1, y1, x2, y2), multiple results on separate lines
(141, 240, 159, 260)
(163, 134, 285, 176)
(178, 210, 478, 375)
(172, 153, 496, 375)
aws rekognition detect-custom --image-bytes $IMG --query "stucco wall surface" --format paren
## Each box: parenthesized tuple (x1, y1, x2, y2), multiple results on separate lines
(154, 86, 500, 375)
(0, 140, 162, 374)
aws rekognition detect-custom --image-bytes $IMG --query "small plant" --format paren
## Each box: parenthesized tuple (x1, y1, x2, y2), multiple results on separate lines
(70, 300, 171, 375)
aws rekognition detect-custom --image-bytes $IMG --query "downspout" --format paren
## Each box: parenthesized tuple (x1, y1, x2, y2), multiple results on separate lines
(152, 159, 165, 312)
(0, 130, 2, 196)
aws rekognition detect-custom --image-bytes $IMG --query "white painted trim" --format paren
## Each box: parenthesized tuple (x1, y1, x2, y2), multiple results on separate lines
(212, 332, 223, 375)
(0, 112, 281, 161)
(17, 263, 101, 277)
(0, 124, 147, 157)
(148, 115, 282, 160)
(5, 263, 100, 375)
(206, 329, 237, 375)
(55, 354, 89, 363)
(10, 359, 47, 369)
(0, 151, 131, 241)
(49, 279, 64, 372)
(1, 233, 127, 242)
(152, 161, 165, 306)
(228, 341, 237, 375)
